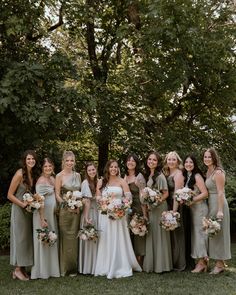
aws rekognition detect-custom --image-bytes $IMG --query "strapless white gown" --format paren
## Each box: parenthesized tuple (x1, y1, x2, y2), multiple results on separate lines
(94, 186, 142, 279)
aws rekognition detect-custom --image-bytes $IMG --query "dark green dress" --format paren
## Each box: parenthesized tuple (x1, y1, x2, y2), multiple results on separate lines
(167, 175, 186, 271)
(129, 181, 146, 256)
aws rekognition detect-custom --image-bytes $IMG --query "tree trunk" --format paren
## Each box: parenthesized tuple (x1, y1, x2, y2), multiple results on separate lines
(98, 138, 109, 176)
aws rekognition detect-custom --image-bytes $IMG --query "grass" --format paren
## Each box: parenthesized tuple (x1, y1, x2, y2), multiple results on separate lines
(1, 245, 236, 295)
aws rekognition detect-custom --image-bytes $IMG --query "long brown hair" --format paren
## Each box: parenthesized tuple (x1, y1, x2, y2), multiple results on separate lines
(84, 162, 98, 195)
(101, 159, 119, 189)
(21, 150, 40, 192)
(203, 147, 223, 169)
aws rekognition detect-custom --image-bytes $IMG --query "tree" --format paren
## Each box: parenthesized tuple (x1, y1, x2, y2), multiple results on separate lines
(0, 0, 78, 185)
(133, 0, 236, 168)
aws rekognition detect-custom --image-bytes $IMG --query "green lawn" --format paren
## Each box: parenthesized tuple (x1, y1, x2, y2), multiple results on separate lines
(1, 245, 236, 295)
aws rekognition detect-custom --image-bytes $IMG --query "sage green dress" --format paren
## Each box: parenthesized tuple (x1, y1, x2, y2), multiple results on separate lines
(167, 175, 186, 271)
(78, 179, 98, 274)
(31, 182, 60, 279)
(10, 183, 33, 267)
(205, 171, 231, 260)
(189, 185, 208, 259)
(58, 171, 81, 276)
(143, 173, 173, 273)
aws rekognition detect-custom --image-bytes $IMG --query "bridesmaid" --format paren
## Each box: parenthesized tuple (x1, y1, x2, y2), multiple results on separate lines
(55, 151, 82, 276)
(94, 159, 141, 279)
(78, 162, 98, 274)
(142, 151, 172, 273)
(31, 158, 60, 279)
(203, 148, 231, 274)
(183, 155, 208, 273)
(163, 151, 186, 271)
(7, 150, 40, 280)
(124, 153, 147, 268)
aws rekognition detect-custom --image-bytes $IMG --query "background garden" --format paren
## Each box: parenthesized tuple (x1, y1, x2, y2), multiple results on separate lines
(0, 1, 236, 291)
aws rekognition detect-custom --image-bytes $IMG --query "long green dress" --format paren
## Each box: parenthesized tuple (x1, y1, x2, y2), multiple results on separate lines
(143, 173, 173, 273)
(10, 183, 33, 267)
(31, 182, 60, 279)
(205, 170, 231, 260)
(78, 179, 98, 274)
(167, 175, 186, 271)
(58, 171, 81, 276)
(189, 185, 208, 259)
(129, 174, 146, 256)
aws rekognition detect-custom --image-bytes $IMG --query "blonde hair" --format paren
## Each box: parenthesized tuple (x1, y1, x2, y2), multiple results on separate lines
(61, 151, 76, 170)
(163, 151, 183, 176)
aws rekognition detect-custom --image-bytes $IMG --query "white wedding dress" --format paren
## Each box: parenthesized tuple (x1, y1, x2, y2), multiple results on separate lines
(94, 186, 142, 279)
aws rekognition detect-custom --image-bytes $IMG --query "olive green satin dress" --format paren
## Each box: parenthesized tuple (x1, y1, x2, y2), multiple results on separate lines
(58, 171, 81, 276)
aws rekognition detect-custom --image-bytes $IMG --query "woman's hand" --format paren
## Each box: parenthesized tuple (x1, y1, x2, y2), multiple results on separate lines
(40, 219, 48, 228)
(216, 210, 224, 220)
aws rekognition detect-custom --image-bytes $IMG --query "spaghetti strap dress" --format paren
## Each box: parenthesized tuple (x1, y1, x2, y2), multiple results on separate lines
(167, 175, 186, 271)
(10, 183, 33, 267)
(205, 171, 231, 260)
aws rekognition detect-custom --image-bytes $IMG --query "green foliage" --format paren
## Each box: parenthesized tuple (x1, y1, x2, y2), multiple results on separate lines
(226, 175, 236, 228)
(0, 202, 11, 250)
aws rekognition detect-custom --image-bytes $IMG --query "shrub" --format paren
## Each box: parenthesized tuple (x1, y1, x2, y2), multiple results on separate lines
(0, 202, 11, 249)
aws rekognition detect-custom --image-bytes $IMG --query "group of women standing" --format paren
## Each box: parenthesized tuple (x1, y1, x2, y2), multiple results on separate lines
(7, 147, 231, 280)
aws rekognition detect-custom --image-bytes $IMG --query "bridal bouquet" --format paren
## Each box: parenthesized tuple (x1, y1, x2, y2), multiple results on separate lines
(175, 187, 195, 206)
(202, 217, 221, 238)
(23, 192, 45, 212)
(129, 214, 148, 236)
(61, 190, 83, 210)
(160, 211, 180, 231)
(142, 187, 162, 208)
(36, 227, 57, 246)
(107, 198, 127, 220)
(97, 192, 113, 214)
(77, 224, 99, 242)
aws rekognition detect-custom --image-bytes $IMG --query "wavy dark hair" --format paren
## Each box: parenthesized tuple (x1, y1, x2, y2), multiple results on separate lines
(124, 153, 141, 177)
(21, 150, 40, 193)
(183, 155, 204, 190)
(84, 162, 98, 196)
(144, 151, 162, 182)
(101, 159, 119, 190)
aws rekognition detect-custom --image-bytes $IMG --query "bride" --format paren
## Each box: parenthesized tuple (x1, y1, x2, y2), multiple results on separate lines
(94, 159, 142, 279)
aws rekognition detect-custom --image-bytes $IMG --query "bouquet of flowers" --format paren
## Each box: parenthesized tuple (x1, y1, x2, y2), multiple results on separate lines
(160, 211, 180, 231)
(202, 217, 221, 237)
(77, 224, 99, 242)
(175, 187, 195, 206)
(61, 190, 83, 210)
(23, 192, 45, 212)
(36, 227, 57, 246)
(107, 198, 127, 220)
(142, 187, 162, 208)
(97, 191, 113, 214)
(129, 213, 148, 236)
